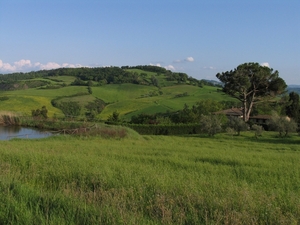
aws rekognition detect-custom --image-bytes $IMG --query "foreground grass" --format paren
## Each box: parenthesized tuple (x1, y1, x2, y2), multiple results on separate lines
(0, 132, 299, 224)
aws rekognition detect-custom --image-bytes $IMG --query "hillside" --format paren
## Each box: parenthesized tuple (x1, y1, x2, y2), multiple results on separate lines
(0, 66, 234, 120)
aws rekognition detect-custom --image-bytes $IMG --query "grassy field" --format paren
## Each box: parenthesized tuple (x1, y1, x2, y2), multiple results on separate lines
(0, 83, 236, 120)
(0, 131, 299, 224)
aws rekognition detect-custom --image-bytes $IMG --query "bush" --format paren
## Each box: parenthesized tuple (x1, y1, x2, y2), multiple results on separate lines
(267, 112, 298, 137)
(226, 117, 249, 136)
(251, 124, 264, 138)
(199, 115, 223, 136)
(126, 124, 203, 135)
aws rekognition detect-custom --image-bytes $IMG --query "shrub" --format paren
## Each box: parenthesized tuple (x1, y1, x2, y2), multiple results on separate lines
(251, 124, 264, 138)
(267, 112, 298, 137)
(226, 117, 249, 136)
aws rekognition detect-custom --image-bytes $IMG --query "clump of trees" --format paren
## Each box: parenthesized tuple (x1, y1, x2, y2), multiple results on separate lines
(267, 112, 298, 137)
(32, 106, 48, 119)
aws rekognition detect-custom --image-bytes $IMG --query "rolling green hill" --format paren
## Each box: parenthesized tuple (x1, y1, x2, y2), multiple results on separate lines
(0, 66, 235, 120)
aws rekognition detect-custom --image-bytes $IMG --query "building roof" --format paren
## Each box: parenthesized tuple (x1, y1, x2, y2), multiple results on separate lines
(214, 108, 243, 117)
(249, 115, 272, 120)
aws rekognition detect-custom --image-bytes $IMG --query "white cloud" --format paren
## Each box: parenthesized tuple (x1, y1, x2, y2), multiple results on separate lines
(165, 65, 175, 71)
(150, 63, 162, 67)
(14, 59, 32, 68)
(0, 60, 15, 71)
(173, 56, 194, 63)
(39, 62, 61, 70)
(173, 59, 182, 63)
(203, 66, 216, 70)
(185, 57, 194, 62)
(261, 62, 270, 68)
(0, 59, 86, 73)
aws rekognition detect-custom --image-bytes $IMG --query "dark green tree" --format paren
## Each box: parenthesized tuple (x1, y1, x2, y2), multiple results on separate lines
(87, 86, 92, 94)
(286, 92, 300, 122)
(151, 75, 159, 87)
(107, 111, 120, 122)
(216, 63, 287, 121)
(31, 106, 48, 119)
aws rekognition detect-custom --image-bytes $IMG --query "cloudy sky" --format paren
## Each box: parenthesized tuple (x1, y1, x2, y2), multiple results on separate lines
(0, 0, 299, 84)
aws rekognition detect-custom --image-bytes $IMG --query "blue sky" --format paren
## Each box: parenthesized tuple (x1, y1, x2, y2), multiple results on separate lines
(0, 0, 299, 84)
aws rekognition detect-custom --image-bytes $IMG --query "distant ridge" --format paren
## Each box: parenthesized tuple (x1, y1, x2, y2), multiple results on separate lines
(202, 79, 222, 86)
(287, 85, 300, 94)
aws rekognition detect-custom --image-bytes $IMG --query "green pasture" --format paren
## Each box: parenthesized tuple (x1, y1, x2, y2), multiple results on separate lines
(125, 68, 177, 86)
(0, 86, 89, 117)
(95, 84, 236, 120)
(0, 83, 236, 119)
(45, 76, 76, 85)
(0, 132, 299, 224)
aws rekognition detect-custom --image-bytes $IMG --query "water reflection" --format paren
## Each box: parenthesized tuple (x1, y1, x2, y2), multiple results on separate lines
(0, 126, 52, 140)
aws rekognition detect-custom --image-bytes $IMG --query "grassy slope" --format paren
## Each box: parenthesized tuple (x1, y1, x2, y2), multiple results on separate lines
(0, 132, 299, 224)
(0, 86, 88, 117)
(0, 72, 235, 119)
(93, 84, 235, 120)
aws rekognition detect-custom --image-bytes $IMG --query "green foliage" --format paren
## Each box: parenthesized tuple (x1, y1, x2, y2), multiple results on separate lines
(199, 114, 223, 136)
(267, 112, 298, 137)
(107, 111, 120, 122)
(251, 124, 264, 138)
(127, 124, 203, 135)
(226, 117, 249, 136)
(58, 101, 81, 118)
(31, 106, 48, 119)
(216, 62, 287, 121)
(286, 91, 300, 122)
(85, 99, 106, 120)
(87, 86, 92, 94)
(170, 100, 224, 124)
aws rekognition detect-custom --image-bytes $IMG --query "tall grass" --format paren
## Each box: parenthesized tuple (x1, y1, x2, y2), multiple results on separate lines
(0, 111, 21, 125)
(0, 132, 299, 224)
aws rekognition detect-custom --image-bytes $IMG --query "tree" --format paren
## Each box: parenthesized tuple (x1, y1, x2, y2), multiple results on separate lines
(286, 92, 300, 123)
(226, 117, 249, 136)
(107, 111, 120, 122)
(267, 112, 297, 137)
(200, 115, 223, 136)
(87, 86, 92, 94)
(216, 63, 287, 121)
(32, 106, 48, 119)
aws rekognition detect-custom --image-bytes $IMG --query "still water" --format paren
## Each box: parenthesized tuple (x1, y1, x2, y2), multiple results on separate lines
(0, 126, 52, 140)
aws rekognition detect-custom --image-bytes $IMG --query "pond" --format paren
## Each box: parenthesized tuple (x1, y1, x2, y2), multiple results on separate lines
(0, 126, 53, 140)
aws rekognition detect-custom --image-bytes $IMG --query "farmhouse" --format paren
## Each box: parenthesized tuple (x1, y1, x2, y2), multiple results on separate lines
(213, 108, 243, 118)
(214, 108, 272, 126)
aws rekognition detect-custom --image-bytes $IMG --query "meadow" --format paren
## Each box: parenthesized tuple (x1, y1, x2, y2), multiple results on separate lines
(0, 131, 299, 224)
(0, 81, 235, 120)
